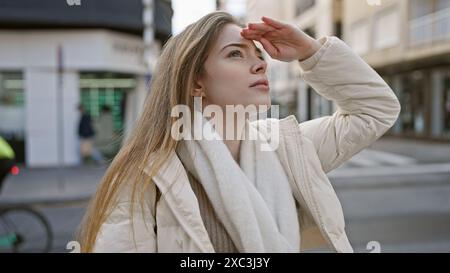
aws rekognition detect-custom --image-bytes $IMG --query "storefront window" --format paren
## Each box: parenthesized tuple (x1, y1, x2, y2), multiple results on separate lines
(383, 76, 401, 134)
(399, 71, 427, 136)
(443, 72, 450, 137)
(79, 73, 136, 157)
(308, 87, 332, 120)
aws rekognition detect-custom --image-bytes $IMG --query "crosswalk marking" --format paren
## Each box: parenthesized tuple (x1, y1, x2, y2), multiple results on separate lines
(341, 149, 417, 168)
(329, 162, 450, 178)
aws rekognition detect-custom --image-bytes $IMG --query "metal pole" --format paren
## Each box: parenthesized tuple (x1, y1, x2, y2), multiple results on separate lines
(56, 44, 66, 193)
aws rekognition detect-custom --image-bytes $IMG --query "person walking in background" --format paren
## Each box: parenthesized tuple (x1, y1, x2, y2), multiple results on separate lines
(94, 105, 116, 159)
(77, 104, 104, 165)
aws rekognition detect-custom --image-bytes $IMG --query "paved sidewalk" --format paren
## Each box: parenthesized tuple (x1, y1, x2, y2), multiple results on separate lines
(329, 137, 450, 188)
(367, 137, 450, 164)
(0, 164, 107, 205)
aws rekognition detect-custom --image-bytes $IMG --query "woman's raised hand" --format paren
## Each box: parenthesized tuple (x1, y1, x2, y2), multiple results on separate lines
(241, 16, 321, 62)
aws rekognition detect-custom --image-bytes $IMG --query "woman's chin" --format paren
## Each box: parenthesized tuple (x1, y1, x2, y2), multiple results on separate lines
(244, 100, 272, 116)
(256, 97, 272, 111)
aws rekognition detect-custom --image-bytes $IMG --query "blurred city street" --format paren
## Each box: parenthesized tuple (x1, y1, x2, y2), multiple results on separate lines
(332, 138, 450, 253)
(0, 164, 106, 253)
(1, 136, 450, 252)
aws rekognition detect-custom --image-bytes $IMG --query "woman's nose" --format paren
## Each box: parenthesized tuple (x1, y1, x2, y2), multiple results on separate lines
(252, 59, 267, 74)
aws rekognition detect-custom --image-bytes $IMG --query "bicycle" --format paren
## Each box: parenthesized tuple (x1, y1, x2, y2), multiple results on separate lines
(0, 161, 53, 253)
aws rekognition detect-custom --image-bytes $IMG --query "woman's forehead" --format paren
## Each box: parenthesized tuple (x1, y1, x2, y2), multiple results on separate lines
(214, 24, 259, 52)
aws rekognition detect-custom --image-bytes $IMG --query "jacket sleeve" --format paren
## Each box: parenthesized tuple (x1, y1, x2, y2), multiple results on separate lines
(92, 183, 157, 253)
(297, 36, 401, 174)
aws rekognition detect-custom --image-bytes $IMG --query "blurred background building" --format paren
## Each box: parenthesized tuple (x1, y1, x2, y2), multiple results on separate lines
(0, 0, 173, 167)
(343, 0, 450, 141)
(292, 0, 343, 122)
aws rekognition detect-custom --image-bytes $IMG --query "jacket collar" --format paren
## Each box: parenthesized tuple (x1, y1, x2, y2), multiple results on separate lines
(143, 151, 215, 252)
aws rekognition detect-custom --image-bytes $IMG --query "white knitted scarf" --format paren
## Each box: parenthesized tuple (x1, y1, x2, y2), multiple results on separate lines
(176, 110, 300, 252)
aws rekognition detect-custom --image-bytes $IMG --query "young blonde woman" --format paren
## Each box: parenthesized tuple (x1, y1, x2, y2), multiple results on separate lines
(77, 11, 401, 253)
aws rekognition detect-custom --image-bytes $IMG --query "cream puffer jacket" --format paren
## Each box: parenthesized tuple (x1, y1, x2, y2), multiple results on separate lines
(92, 36, 401, 253)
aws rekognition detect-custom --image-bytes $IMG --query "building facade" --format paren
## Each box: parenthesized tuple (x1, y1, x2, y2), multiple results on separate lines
(292, 0, 343, 122)
(343, 0, 450, 141)
(0, 0, 173, 166)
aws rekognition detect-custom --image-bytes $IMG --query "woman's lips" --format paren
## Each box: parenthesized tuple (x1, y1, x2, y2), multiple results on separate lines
(251, 83, 269, 91)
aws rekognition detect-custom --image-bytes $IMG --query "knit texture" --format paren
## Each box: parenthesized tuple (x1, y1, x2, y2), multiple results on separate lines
(185, 169, 239, 253)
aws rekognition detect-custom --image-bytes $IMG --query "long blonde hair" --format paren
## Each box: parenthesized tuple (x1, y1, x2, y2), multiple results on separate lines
(76, 11, 242, 252)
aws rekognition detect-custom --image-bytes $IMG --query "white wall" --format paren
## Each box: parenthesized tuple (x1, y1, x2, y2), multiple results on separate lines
(25, 69, 58, 166)
(0, 30, 146, 73)
(373, 6, 400, 50)
(349, 20, 370, 55)
(295, 0, 334, 38)
(62, 71, 81, 166)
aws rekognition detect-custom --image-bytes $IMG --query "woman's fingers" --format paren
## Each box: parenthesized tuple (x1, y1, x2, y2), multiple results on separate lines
(241, 31, 262, 39)
(261, 16, 287, 29)
(259, 37, 279, 57)
(242, 28, 278, 38)
(242, 34, 264, 42)
(242, 28, 265, 36)
(248, 23, 277, 32)
(241, 21, 283, 53)
(241, 30, 265, 40)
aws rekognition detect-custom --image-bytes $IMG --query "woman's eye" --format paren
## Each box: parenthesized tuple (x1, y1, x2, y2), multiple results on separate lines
(229, 50, 265, 61)
(229, 50, 243, 58)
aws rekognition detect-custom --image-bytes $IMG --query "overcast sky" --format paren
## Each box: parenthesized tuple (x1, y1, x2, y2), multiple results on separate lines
(171, 0, 216, 35)
(172, 0, 247, 35)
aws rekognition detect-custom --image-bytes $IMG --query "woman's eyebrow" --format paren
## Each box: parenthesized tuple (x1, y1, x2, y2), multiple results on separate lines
(220, 43, 262, 55)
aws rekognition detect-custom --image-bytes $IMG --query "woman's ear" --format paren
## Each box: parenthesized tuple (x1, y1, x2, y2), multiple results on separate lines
(192, 80, 206, 97)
